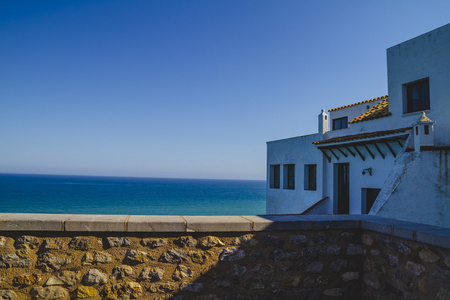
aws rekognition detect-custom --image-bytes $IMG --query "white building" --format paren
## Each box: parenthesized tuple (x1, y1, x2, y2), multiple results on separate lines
(266, 23, 450, 228)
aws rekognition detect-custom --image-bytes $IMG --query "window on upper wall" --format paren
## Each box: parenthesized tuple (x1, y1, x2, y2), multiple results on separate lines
(269, 165, 280, 189)
(304, 164, 317, 191)
(404, 78, 430, 113)
(332, 117, 348, 130)
(283, 164, 295, 190)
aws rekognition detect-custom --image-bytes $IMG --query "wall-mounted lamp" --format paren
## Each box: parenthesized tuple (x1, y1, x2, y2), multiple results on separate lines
(362, 168, 372, 176)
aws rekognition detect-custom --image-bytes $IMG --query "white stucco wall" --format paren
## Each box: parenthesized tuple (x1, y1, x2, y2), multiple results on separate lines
(328, 98, 384, 129)
(323, 116, 397, 141)
(266, 133, 323, 214)
(371, 150, 450, 228)
(321, 140, 403, 215)
(265, 23, 450, 218)
(387, 23, 450, 146)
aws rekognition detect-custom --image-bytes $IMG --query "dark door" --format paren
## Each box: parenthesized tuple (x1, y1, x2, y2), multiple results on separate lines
(362, 188, 381, 214)
(335, 163, 349, 214)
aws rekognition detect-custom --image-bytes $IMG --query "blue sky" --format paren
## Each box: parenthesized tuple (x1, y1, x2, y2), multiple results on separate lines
(1, 1, 449, 180)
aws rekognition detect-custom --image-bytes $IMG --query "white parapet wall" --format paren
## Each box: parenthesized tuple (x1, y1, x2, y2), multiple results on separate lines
(371, 150, 450, 228)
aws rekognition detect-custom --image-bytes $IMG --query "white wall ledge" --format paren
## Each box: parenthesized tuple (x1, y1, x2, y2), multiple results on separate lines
(0, 213, 449, 249)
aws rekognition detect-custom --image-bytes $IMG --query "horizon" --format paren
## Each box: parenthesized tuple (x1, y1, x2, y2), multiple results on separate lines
(0, 172, 265, 182)
(1, 1, 450, 180)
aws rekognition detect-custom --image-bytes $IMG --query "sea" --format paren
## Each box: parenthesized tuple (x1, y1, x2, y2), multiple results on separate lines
(0, 174, 266, 215)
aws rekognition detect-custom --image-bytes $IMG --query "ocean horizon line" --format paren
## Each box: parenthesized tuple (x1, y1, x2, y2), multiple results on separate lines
(0, 172, 265, 183)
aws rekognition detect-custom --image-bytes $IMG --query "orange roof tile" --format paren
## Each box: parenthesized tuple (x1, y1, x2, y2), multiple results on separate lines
(329, 95, 388, 112)
(313, 127, 411, 145)
(349, 97, 391, 124)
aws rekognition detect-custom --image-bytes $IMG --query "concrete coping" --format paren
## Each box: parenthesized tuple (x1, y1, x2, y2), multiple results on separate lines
(0, 213, 449, 249)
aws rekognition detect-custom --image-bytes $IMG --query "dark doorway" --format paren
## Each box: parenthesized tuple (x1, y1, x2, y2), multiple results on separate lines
(362, 188, 381, 214)
(334, 163, 350, 214)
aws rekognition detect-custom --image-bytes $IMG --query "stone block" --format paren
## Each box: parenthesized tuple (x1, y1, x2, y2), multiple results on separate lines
(0, 290, 17, 300)
(405, 261, 425, 276)
(270, 249, 299, 261)
(180, 282, 203, 293)
(219, 247, 245, 262)
(198, 236, 224, 248)
(361, 219, 393, 235)
(159, 249, 188, 264)
(0, 213, 72, 231)
(0, 250, 31, 268)
(416, 229, 450, 249)
(142, 238, 168, 248)
(82, 251, 112, 265)
(127, 215, 186, 232)
(172, 265, 194, 281)
(341, 271, 359, 281)
(183, 216, 252, 232)
(76, 286, 99, 299)
(323, 288, 344, 297)
(36, 253, 74, 272)
(14, 235, 40, 249)
(64, 214, 128, 232)
(301, 215, 360, 229)
(227, 264, 247, 276)
(188, 250, 209, 264)
(243, 215, 312, 231)
(45, 271, 79, 286)
(232, 234, 258, 246)
(31, 286, 69, 300)
(124, 250, 148, 264)
(392, 223, 438, 240)
(0, 213, 14, 218)
(139, 267, 164, 281)
(419, 249, 441, 263)
(105, 237, 131, 247)
(68, 237, 92, 250)
(82, 269, 108, 285)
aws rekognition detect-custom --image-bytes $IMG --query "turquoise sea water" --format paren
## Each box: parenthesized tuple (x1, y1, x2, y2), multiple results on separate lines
(0, 174, 266, 215)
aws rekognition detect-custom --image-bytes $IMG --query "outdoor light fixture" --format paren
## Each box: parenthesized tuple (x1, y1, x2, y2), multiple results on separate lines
(362, 168, 372, 176)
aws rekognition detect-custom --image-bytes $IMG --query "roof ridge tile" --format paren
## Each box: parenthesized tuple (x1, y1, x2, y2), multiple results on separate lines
(329, 95, 388, 112)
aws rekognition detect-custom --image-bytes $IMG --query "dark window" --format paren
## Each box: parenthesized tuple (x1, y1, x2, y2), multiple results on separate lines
(416, 127, 419, 135)
(332, 117, 348, 130)
(304, 164, 317, 190)
(270, 165, 280, 189)
(424, 125, 429, 135)
(405, 79, 430, 113)
(283, 164, 295, 190)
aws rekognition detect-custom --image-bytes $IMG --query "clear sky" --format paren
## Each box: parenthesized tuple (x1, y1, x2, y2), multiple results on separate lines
(1, 1, 449, 180)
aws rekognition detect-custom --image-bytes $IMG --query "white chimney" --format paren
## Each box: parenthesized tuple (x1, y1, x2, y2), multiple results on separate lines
(413, 111, 435, 152)
(318, 109, 329, 136)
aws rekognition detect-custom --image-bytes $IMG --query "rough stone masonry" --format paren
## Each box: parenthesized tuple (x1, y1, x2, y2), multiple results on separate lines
(0, 214, 449, 299)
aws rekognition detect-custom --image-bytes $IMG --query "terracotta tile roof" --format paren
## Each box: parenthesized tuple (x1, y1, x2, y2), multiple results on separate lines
(313, 127, 411, 145)
(329, 95, 388, 112)
(349, 97, 391, 124)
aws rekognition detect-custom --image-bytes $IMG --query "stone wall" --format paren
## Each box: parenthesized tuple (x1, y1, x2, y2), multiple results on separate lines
(0, 230, 363, 299)
(361, 231, 450, 300)
(0, 214, 449, 299)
